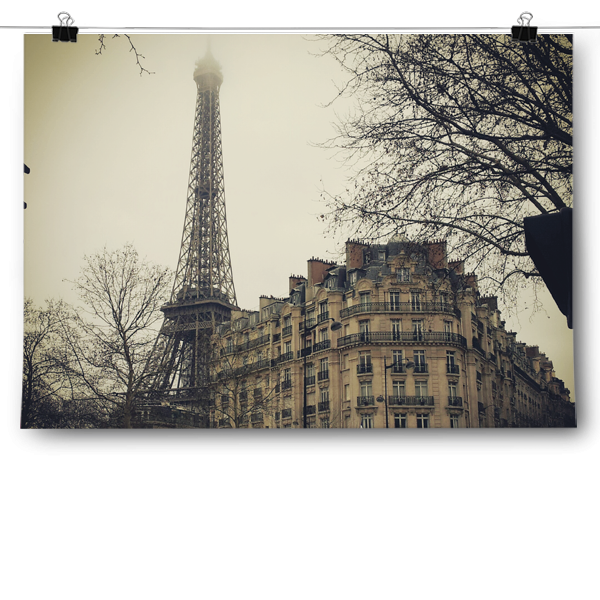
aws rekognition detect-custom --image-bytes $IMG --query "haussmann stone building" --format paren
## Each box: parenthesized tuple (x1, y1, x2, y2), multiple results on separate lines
(208, 237, 575, 429)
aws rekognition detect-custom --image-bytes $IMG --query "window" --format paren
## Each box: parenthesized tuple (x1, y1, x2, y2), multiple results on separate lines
(359, 352, 372, 373)
(319, 328, 329, 342)
(410, 291, 422, 311)
(392, 350, 404, 372)
(360, 380, 372, 398)
(392, 380, 406, 397)
(360, 292, 371, 308)
(416, 413, 430, 428)
(448, 382, 458, 398)
(283, 368, 291, 383)
(361, 413, 374, 429)
(344, 384, 350, 402)
(321, 418, 330, 428)
(320, 357, 329, 375)
(226, 338, 233, 353)
(350, 271, 358, 284)
(397, 268, 410, 282)
(415, 380, 428, 397)
(444, 321, 452, 335)
(306, 363, 315, 378)
(450, 415, 460, 428)
(414, 350, 426, 372)
(391, 319, 402, 341)
(394, 414, 407, 428)
(389, 291, 401, 311)
(412, 320, 424, 341)
(378, 250, 386, 261)
(343, 354, 349, 370)
(321, 388, 329, 403)
(359, 320, 370, 341)
(284, 341, 292, 355)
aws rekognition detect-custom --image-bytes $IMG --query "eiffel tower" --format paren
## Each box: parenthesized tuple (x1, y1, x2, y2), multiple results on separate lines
(146, 49, 237, 419)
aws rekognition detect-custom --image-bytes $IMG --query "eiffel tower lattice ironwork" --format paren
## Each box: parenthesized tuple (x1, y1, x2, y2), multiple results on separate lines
(146, 50, 237, 413)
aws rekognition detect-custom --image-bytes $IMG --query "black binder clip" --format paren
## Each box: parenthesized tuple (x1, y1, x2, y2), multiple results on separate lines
(52, 12, 78, 43)
(511, 12, 538, 44)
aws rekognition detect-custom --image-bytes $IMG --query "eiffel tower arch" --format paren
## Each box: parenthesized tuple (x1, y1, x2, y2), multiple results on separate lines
(143, 49, 237, 424)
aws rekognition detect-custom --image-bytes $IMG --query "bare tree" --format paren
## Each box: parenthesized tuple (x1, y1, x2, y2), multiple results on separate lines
(22, 299, 103, 428)
(316, 34, 572, 303)
(211, 342, 283, 429)
(95, 34, 154, 76)
(62, 244, 171, 428)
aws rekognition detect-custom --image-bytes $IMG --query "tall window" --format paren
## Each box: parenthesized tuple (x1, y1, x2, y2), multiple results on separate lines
(343, 354, 349, 370)
(410, 291, 422, 311)
(320, 388, 329, 403)
(321, 418, 330, 429)
(359, 320, 370, 341)
(306, 363, 315, 378)
(360, 292, 371, 307)
(391, 319, 402, 341)
(414, 350, 426, 372)
(394, 414, 407, 428)
(359, 352, 372, 372)
(415, 380, 428, 398)
(450, 415, 460, 428)
(320, 357, 329, 375)
(444, 320, 453, 340)
(392, 380, 406, 398)
(319, 328, 329, 342)
(284, 341, 292, 355)
(360, 380, 372, 398)
(392, 350, 404, 372)
(318, 301, 328, 321)
(416, 413, 430, 428)
(448, 382, 458, 398)
(344, 384, 350, 402)
(412, 319, 424, 341)
(361, 413, 374, 429)
(389, 291, 401, 311)
(283, 368, 291, 382)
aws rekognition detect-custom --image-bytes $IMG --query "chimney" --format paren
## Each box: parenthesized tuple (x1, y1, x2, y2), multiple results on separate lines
(307, 259, 334, 289)
(289, 274, 307, 294)
(424, 240, 447, 269)
(346, 240, 369, 270)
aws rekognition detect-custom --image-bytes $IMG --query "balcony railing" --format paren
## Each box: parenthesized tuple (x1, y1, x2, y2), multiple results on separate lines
(282, 408, 292, 419)
(313, 340, 331, 352)
(304, 376, 316, 386)
(391, 364, 406, 374)
(337, 331, 467, 348)
(448, 396, 463, 407)
(304, 405, 316, 416)
(413, 363, 428, 374)
(318, 400, 330, 412)
(317, 311, 330, 323)
(447, 364, 459, 374)
(299, 318, 316, 331)
(340, 301, 456, 318)
(388, 395, 434, 406)
(280, 351, 294, 363)
(282, 325, 293, 337)
(297, 347, 312, 358)
(317, 370, 329, 381)
(251, 412, 263, 423)
(281, 379, 292, 391)
(357, 396, 375, 406)
(357, 363, 373, 374)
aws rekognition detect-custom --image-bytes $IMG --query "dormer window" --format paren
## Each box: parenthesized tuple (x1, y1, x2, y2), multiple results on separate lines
(378, 250, 386, 261)
(397, 267, 410, 282)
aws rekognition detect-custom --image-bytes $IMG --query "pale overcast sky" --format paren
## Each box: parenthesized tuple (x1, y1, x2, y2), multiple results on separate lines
(23, 33, 574, 394)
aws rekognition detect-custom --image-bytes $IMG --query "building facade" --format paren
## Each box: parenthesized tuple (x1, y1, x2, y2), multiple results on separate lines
(208, 238, 574, 429)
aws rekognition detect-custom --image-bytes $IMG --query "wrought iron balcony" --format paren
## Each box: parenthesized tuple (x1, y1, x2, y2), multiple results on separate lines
(388, 395, 434, 406)
(304, 375, 316, 386)
(357, 396, 375, 406)
(282, 325, 293, 337)
(448, 396, 463, 407)
(391, 364, 406, 374)
(317, 311, 330, 323)
(282, 408, 292, 419)
(339, 301, 457, 318)
(313, 340, 331, 352)
(337, 331, 467, 348)
(357, 363, 373, 374)
(280, 351, 294, 363)
(447, 364, 459, 374)
(318, 400, 330, 412)
(281, 379, 292, 391)
(297, 347, 312, 358)
(299, 318, 317, 331)
(413, 363, 428, 374)
(317, 370, 329, 381)
(251, 412, 263, 423)
(304, 405, 316, 415)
